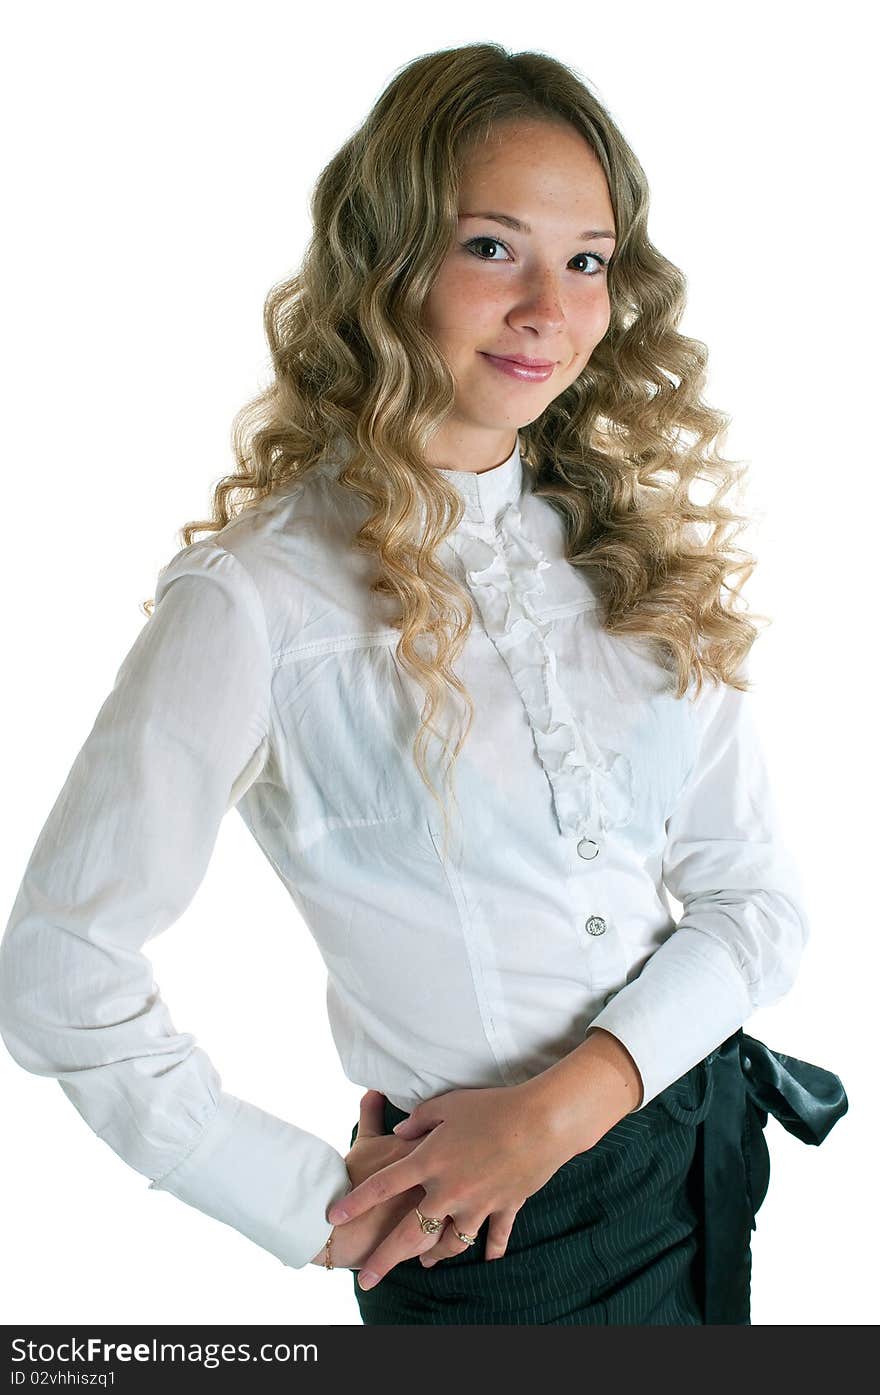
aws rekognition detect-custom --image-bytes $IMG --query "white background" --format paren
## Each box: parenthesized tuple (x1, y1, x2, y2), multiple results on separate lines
(1, 0, 875, 1327)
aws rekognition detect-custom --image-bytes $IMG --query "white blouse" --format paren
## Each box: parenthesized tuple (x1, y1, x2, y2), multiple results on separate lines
(0, 434, 809, 1272)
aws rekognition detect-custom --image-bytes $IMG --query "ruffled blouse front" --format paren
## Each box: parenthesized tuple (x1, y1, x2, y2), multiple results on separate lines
(437, 435, 634, 854)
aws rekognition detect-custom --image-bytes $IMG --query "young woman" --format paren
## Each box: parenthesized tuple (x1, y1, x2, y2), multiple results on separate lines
(0, 42, 846, 1326)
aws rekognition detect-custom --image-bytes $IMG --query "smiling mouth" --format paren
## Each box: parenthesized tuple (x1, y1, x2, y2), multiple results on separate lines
(487, 354, 556, 367)
(479, 352, 556, 381)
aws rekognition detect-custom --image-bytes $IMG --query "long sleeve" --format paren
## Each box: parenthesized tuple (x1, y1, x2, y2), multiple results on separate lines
(586, 663, 810, 1111)
(0, 539, 351, 1269)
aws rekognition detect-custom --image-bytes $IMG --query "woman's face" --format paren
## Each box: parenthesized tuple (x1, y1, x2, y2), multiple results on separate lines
(422, 117, 616, 472)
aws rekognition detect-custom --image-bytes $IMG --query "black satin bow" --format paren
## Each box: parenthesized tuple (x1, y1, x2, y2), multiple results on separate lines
(692, 1028, 848, 1324)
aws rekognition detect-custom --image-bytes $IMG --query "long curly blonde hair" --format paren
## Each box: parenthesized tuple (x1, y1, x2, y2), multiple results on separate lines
(143, 41, 767, 843)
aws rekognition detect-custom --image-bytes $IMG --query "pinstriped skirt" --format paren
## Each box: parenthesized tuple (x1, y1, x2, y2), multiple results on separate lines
(348, 1060, 712, 1326)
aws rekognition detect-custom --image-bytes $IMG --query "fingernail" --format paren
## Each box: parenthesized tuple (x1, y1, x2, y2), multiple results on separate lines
(422, 1257, 436, 1267)
(359, 1270, 379, 1289)
(391, 1122, 403, 1133)
(328, 1206, 348, 1222)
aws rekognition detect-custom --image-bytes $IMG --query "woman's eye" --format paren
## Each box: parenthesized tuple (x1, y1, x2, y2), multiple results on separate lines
(572, 251, 608, 275)
(464, 236, 513, 263)
(463, 236, 608, 276)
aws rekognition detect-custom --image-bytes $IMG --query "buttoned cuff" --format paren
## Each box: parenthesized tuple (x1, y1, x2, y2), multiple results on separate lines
(585, 926, 753, 1111)
(148, 1091, 353, 1269)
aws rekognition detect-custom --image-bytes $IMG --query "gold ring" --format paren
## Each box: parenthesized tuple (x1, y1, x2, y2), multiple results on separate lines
(415, 1204, 446, 1235)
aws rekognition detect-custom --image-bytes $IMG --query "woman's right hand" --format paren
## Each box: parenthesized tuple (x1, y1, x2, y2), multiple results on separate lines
(310, 1089, 444, 1270)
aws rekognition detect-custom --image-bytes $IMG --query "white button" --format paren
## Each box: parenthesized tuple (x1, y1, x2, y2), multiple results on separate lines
(577, 837, 600, 860)
(585, 915, 607, 936)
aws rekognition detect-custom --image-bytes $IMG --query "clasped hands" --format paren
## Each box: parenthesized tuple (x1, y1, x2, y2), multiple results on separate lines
(312, 1080, 580, 1290)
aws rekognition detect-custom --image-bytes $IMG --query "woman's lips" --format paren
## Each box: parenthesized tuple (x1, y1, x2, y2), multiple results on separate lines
(479, 352, 555, 383)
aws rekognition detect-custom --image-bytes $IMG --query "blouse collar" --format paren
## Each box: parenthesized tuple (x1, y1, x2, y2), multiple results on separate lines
(318, 433, 529, 530)
(435, 434, 526, 529)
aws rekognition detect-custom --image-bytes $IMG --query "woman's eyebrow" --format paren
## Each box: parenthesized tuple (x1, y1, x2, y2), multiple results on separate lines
(459, 211, 616, 241)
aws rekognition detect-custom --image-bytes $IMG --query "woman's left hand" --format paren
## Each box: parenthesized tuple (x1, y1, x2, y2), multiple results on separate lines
(325, 1081, 575, 1289)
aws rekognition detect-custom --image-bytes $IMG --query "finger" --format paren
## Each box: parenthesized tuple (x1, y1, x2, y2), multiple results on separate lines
(353, 1089, 387, 1142)
(420, 1212, 483, 1267)
(391, 1106, 437, 1140)
(357, 1210, 451, 1290)
(483, 1206, 519, 1261)
(327, 1154, 422, 1224)
(391, 1114, 428, 1139)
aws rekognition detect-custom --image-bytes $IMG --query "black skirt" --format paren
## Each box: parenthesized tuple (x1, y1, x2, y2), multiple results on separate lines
(347, 1030, 848, 1326)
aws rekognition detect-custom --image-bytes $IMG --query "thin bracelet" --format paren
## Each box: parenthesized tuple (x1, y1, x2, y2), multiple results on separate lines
(323, 1226, 334, 1269)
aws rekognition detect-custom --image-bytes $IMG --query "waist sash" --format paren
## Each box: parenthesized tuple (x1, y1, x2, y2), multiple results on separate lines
(686, 1028, 848, 1324)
